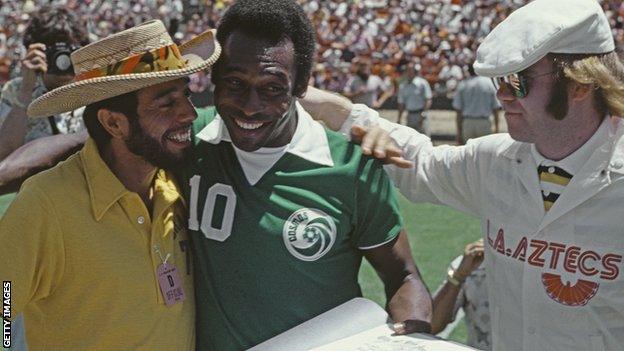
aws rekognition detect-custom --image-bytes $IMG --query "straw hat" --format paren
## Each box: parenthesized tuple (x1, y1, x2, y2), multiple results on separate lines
(28, 20, 221, 118)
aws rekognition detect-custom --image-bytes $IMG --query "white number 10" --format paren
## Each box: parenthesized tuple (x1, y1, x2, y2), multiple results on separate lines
(188, 175, 236, 242)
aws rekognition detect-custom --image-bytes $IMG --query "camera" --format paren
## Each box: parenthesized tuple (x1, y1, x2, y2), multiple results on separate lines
(45, 42, 78, 75)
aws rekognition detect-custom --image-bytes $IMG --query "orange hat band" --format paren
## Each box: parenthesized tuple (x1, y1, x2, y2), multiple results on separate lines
(74, 44, 188, 81)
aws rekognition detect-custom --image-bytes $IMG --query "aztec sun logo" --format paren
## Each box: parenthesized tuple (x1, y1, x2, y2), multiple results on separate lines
(282, 208, 337, 262)
(541, 273, 599, 307)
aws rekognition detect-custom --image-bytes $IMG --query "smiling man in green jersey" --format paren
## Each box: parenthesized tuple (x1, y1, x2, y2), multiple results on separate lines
(183, 0, 432, 349)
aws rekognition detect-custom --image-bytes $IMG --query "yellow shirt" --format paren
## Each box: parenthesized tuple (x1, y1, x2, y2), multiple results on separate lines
(0, 138, 194, 350)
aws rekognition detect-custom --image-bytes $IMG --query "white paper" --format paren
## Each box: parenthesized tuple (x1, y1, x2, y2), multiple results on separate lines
(249, 298, 389, 351)
(311, 324, 476, 351)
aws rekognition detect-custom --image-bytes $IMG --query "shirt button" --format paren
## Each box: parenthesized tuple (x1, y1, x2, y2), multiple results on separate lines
(610, 160, 623, 169)
(548, 166, 555, 173)
(137, 216, 145, 224)
(527, 326, 536, 335)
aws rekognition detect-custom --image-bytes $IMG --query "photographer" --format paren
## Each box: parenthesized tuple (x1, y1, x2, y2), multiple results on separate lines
(0, 5, 89, 162)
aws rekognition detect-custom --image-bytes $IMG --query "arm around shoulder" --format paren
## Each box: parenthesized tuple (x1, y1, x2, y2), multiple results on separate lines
(299, 86, 353, 131)
(0, 130, 87, 194)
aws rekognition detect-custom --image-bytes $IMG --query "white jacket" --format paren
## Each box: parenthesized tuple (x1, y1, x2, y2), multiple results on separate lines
(342, 108, 624, 351)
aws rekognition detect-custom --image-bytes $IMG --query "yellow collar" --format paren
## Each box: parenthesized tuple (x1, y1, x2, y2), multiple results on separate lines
(80, 138, 182, 221)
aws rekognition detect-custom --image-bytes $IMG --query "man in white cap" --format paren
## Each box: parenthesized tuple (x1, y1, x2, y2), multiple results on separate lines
(0, 20, 220, 350)
(311, 0, 624, 349)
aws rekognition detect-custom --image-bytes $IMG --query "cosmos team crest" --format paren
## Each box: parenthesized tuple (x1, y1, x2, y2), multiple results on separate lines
(282, 208, 337, 262)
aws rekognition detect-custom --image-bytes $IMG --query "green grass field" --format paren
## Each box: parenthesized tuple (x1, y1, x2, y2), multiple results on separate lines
(0, 191, 481, 344)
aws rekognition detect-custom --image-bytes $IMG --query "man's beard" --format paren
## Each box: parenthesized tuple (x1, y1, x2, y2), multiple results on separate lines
(124, 117, 191, 170)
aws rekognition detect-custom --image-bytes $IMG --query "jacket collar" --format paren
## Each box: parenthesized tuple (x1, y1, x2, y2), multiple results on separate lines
(500, 116, 624, 175)
(195, 101, 334, 168)
(606, 117, 624, 175)
(537, 119, 623, 231)
(530, 115, 613, 175)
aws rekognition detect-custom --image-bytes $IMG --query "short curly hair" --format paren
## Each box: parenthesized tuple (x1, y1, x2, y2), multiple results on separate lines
(216, 0, 316, 96)
(22, 5, 89, 48)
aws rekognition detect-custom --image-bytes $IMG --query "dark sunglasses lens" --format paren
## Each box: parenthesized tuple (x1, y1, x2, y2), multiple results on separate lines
(495, 75, 527, 98)
(507, 74, 527, 98)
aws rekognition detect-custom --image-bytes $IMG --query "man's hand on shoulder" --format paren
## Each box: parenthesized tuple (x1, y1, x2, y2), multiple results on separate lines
(351, 125, 413, 169)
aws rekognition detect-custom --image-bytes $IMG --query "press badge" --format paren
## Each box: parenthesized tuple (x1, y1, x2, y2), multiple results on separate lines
(157, 263, 186, 305)
(154, 245, 186, 306)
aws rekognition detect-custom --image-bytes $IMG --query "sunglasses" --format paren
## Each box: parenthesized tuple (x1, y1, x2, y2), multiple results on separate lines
(492, 71, 555, 98)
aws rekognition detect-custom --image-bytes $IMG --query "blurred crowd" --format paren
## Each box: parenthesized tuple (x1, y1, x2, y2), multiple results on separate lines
(2, 0, 624, 102)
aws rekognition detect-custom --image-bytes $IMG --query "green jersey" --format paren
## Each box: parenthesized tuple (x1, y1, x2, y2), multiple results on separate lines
(184, 105, 403, 350)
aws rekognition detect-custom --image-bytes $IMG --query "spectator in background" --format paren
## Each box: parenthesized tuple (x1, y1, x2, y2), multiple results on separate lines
(432, 239, 490, 350)
(397, 63, 432, 133)
(452, 63, 500, 144)
(188, 70, 213, 108)
(0, 5, 88, 161)
(343, 57, 392, 108)
(6, 0, 609, 102)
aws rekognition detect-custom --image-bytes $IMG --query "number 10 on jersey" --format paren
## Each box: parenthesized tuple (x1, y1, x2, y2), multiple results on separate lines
(188, 175, 237, 242)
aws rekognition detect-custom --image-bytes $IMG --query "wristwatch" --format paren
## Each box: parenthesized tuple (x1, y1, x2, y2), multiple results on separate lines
(447, 268, 465, 287)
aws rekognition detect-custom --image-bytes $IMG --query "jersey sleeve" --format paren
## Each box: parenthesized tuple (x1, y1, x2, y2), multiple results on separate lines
(352, 157, 404, 249)
(0, 180, 65, 318)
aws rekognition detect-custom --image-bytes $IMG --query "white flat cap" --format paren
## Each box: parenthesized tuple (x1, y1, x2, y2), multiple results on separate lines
(474, 0, 614, 77)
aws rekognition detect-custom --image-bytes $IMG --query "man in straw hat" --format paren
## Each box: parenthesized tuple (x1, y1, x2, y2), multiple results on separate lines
(311, 0, 624, 349)
(0, 20, 220, 349)
(185, 0, 431, 349)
